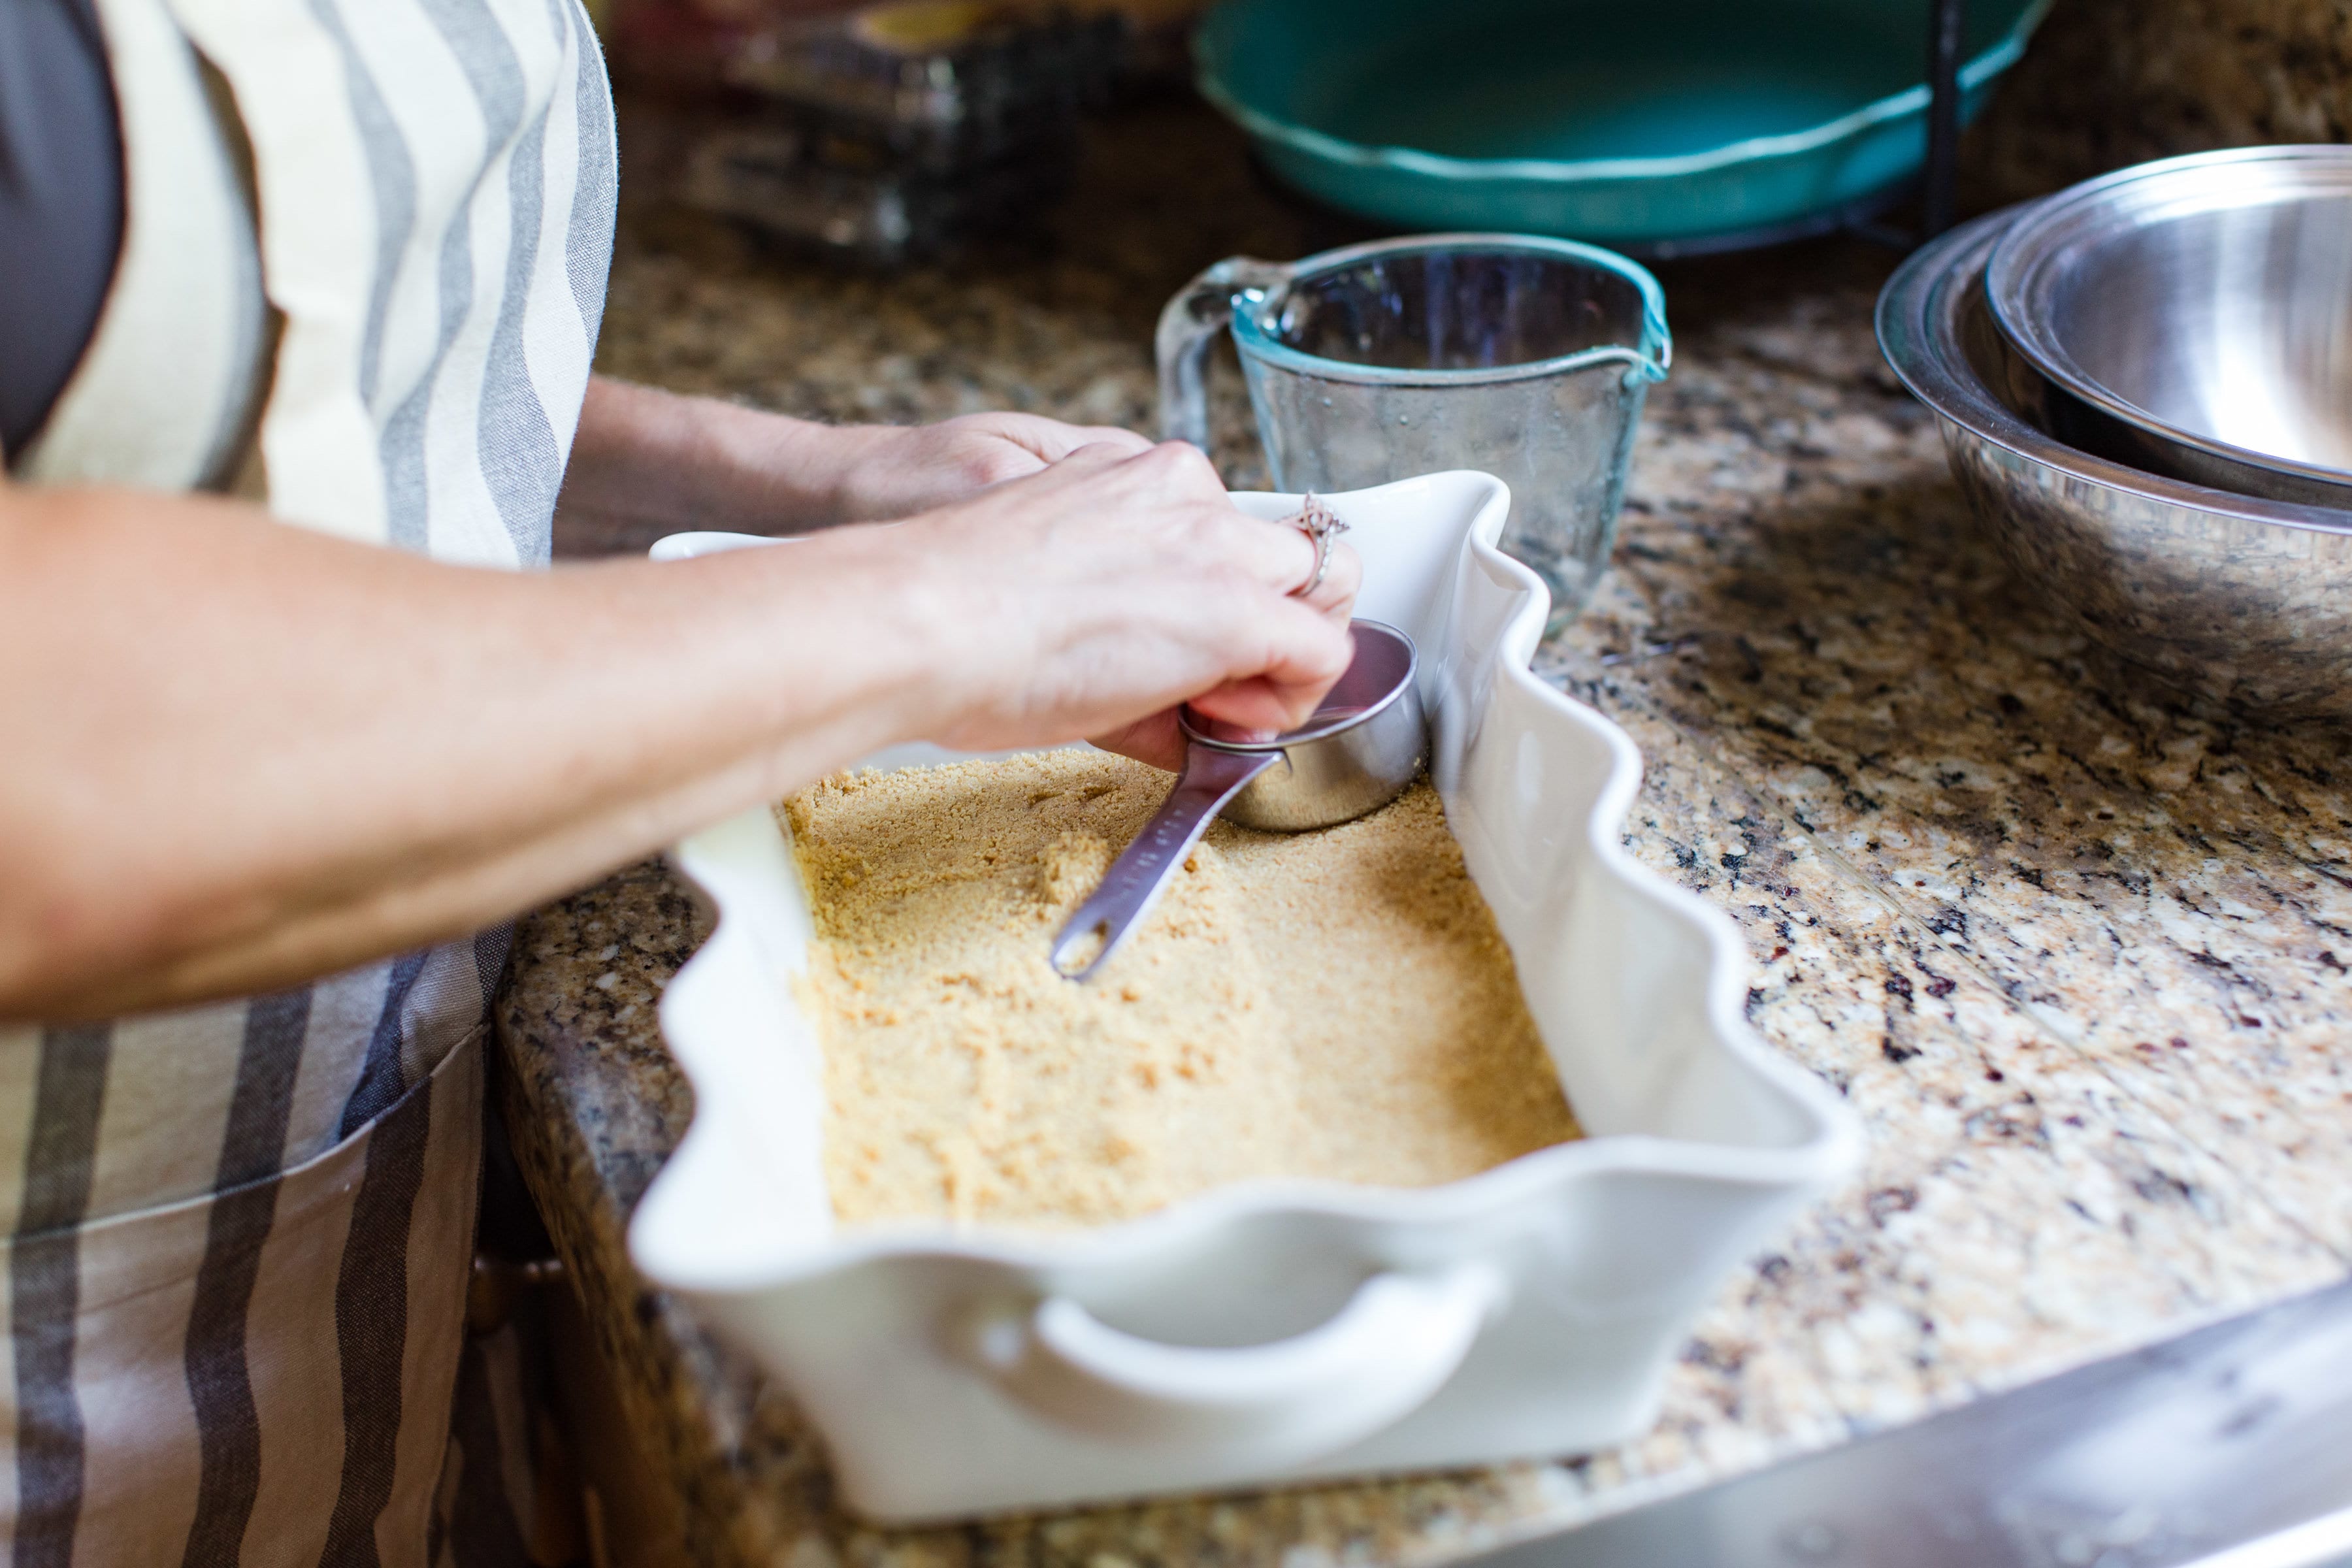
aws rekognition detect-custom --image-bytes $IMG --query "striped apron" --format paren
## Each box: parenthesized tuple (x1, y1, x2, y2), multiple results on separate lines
(1, 0, 615, 1561)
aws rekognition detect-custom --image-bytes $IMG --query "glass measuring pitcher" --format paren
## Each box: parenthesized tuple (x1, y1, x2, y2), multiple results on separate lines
(1156, 233, 1669, 622)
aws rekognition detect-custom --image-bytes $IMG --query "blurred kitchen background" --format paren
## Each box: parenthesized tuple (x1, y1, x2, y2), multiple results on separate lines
(559, 0, 2352, 554)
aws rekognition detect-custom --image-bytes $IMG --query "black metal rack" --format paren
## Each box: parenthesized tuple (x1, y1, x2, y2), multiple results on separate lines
(1921, 0, 1967, 239)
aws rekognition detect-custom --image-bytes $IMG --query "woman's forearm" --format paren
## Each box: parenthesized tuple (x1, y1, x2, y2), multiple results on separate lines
(555, 375, 884, 540)
(555, 376, 1157, 547)
(3, 438, 1350, 1021)
(0, 483, 943, 1019)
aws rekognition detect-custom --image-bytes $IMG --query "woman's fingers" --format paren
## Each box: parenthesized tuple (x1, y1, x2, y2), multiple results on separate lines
(988, 415, 1156, 466)
(823, 415, 1165, 523)
(1056, 444, 1365, 724)
(1087, 709, 1188, 772)
(1194, 510, 1361, 618)
(1066, 425, 1158, 458)
(1091, 595, 1352, 768)
(1182, 593, 1356, 730)
(884, 436, 1371, 757)
(1049, 438, 1173, 480)
(1294, 536, 1360, 618)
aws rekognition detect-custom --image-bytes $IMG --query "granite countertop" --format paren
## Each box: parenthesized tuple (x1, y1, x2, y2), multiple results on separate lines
(497, 94, 2352, 1567)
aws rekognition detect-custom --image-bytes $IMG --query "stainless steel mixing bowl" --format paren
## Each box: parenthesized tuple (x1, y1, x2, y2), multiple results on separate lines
(1878, 207, 2352, 719)
(1984, 146, 2352, 510)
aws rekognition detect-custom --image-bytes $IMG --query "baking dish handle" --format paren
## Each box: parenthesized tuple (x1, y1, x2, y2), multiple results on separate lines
(962, 1264, 1504, 1467)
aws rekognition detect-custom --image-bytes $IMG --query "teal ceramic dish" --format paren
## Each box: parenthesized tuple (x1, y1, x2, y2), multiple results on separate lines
(1196, 0, 2051, 250)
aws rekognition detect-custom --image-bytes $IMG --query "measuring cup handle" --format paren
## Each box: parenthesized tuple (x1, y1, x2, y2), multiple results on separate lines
(1051, 744, 1273, 981)
(1154, 256, 1295, 449)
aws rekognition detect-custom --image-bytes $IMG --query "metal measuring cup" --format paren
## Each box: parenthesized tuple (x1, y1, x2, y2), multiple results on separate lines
(1049, 620, 1427, 981)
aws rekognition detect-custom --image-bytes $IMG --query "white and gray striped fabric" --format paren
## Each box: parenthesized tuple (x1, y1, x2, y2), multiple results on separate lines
(3, 0, 615, 1561)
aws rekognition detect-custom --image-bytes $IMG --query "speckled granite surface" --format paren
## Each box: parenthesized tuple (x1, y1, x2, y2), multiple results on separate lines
(500, 90, 2352, 1568)
(1970, 0, 2352, 204)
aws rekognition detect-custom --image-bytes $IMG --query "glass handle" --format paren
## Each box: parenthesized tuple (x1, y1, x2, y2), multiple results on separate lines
(1153, 255, 1294, 449)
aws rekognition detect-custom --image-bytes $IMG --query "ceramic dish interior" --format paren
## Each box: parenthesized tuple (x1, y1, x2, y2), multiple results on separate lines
(632, 472, 1862, 1523)
(1196, 0, 2051, 249)
(1880, 208, 2352, 719)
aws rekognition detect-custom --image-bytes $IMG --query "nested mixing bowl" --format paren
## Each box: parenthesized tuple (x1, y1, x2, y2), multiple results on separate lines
(1985, 146, 2352, 510)
(1879, 208, 2352, 720)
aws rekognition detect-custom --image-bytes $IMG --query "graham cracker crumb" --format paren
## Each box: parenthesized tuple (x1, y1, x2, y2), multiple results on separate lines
(783, 749, 1579, 1230)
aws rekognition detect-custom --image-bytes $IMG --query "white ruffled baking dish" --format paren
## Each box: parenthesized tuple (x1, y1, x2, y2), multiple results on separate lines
(632, 471, 1862, 1524)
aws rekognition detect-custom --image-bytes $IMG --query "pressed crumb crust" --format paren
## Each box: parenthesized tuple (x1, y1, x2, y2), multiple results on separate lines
(783, 749, 1580, 1230)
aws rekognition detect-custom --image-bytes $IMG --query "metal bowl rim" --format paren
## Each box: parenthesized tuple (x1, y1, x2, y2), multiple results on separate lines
(1876, 205, 2352, 540)
(1982, 145, 2352, 493)
(1180, 618, 1422, 753)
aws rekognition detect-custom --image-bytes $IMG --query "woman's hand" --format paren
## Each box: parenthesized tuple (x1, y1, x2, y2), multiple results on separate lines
(854, 440, 1362, 771)
(0, 425, 1352, 1017)
(558, 378, 1156, 544)
(555, 393, 1364, 768)
(821, 412, 1156, 523)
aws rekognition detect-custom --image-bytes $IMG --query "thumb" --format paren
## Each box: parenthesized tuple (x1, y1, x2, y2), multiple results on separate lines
(1087, 710, 1188, 772)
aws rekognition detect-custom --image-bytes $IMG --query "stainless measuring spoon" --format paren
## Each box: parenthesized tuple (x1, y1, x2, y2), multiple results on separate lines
(1049, 619, 1426, 981)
